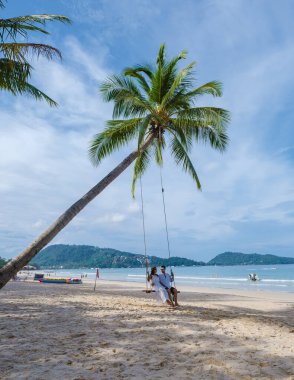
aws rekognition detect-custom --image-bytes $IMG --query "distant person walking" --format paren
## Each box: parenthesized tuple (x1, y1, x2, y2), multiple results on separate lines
(159, 265, 179, 306)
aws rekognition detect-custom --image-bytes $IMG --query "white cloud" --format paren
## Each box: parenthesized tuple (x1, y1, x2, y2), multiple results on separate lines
(95, 213, 127, 224)
(127, 202, 140, 213)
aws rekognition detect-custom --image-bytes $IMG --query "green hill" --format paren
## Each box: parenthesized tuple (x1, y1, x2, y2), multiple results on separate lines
(207, 252, 294, 266)
(28, 246, 294, 268)
(0, 256, 8, 269)
(31, 244, 204, 269)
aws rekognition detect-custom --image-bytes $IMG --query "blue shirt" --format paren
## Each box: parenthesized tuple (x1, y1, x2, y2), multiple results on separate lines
(159, 273, 174, 289)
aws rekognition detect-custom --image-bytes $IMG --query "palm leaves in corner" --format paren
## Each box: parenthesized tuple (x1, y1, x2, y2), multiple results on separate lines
(0, 2, 70, 105)
(90, 44, 230, 195)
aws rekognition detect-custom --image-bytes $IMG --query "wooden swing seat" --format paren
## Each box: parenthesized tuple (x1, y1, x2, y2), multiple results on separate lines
(142, 289, 180, 293)
(142, 289, 156, 293)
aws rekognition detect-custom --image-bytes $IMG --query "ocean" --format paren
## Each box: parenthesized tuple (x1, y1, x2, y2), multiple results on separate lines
(30, 264, 294, 293)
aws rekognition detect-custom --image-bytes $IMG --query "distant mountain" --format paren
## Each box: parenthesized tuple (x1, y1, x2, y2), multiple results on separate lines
(29, 245, 294, 269)
(207, 252, 294, 266)
(31, 244, 205, 269)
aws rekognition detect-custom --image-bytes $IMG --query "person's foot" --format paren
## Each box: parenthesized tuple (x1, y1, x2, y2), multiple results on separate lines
(175, 303, 180, 307)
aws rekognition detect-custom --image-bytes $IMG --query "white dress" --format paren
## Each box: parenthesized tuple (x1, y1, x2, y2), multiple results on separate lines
(150, 274, 169, 303)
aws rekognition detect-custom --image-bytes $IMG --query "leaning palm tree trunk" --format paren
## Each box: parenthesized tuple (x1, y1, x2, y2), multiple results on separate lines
(0, 137, 154, 289)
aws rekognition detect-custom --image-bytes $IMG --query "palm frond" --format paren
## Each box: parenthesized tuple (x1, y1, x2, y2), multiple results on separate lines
(186, 81, 223, 99)
(154, 136, 166, 166)
(0, 20, 49, 40)
(172, 107, 230, 151)
(0, 58, 57, 105)
(170, 136, 201, 190)
(0, 11, 70, 106)
(20, 82, 58, 106)
(195, 124, 229, 152)
(173, 107, 230, 127)
(0, 58, 31, 93)
(167, 123, 192, 151)
(100, 74, 152, 118)
(131, 147, 151, 196)
(149, 43, 173, 103)
(165, 90, 191, 113)
(127, 64, 153, 80)
(149, 63, 162, 103)
(160, 62, 195, 108)
(137, 114, 152, 148)
(156, 43, 166, 66)
(1, 43, 62, 62)
(161, 49, 189, 95)
(0, 15, 70, 41)
(123, 67, 150, 93)
(89, 118, 143, 166)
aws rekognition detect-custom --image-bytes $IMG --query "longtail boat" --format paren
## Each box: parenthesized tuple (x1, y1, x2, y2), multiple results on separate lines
(39, 277, 82, 284)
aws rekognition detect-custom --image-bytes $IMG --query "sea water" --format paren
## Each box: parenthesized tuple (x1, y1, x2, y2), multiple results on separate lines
(32, 264, 294, 293)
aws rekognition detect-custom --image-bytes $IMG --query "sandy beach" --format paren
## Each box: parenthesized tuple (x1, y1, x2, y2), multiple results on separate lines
(0, 280, 293, 380)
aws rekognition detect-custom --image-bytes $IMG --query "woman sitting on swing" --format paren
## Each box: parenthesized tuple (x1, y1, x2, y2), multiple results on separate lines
(148, 267, 174, 307)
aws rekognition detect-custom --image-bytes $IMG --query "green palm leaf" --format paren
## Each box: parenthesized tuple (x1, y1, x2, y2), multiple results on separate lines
(174, 107, 230, 127)
(186, 81, 223, 99)
(0, 58, 30, 92)
(1, 43, 62, 62)
(171, 136, 202, 190)
(123, 67, 150, 93)
(137, 115, 152, 148)
(0, 15, 70, 41)
(19, 82, 57, 106)
(131, 147, 151, 196)
(0, 8, 70, 105)
(100, 75, 152, 118)
(154, 135, 166, 166)
(89, 118, 143, 166)
(160, 62, 195, 108)
(0, 59, 56, 104)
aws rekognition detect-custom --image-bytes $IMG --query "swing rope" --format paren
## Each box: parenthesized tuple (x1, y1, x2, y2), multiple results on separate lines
(139, 175, 149, 292)
(159, 167, 176, 287)
(159, 166, 171, 263)
(139, 169, 176, 292)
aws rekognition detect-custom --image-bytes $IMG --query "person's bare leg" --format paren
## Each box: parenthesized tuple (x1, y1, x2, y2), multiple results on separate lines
(174, 289, 179, 306)
(166, 299, 174, 307)
(167, 289, 174, 304)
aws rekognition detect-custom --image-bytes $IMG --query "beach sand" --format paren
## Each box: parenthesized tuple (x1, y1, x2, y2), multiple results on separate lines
(0, 280, 293, 379)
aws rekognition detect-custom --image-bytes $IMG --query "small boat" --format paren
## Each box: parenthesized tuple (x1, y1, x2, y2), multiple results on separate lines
(39, 278, 67, 284)
(66, 278, 82, 284)
(248, 273, 260, 282)
(39, 277, 82, 284)
(34, 273, 44, 281)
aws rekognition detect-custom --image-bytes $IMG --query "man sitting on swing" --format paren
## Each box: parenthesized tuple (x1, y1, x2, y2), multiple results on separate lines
(159, 265, 180, 306)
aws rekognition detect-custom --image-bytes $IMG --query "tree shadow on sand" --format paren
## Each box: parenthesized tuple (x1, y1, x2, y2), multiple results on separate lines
(0, 282, 293, 380)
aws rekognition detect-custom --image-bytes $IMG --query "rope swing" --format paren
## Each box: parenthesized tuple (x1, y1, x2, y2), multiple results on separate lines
(139, 176, 152, 293)
(159, 167, 176, 287)
(159, 166, 171, 266)
(139, 168, 176, 292)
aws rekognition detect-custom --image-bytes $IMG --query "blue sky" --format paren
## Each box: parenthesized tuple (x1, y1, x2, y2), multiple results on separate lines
(1, 0, 294, 261)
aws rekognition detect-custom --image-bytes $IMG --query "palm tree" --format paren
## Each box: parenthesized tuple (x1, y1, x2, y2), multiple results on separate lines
(0, 44, 230, 289)
(0, 1, 70, 105)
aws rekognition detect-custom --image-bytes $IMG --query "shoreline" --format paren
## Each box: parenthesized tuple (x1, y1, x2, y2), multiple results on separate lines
(16, 270, 294, 295)
(1, 280, 293, 379)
